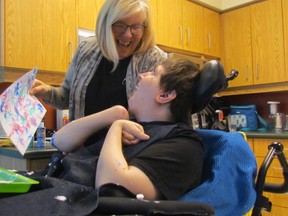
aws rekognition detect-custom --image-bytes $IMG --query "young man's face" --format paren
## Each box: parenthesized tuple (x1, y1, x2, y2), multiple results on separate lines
(128, 65, 165, 115)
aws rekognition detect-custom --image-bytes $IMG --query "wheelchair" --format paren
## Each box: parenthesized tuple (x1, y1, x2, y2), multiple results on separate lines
(9, 60, 283, 216)
(91, 60, 288, 216)
(94, 133, 288, 216)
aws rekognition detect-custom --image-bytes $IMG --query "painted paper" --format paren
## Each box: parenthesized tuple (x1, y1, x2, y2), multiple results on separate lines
(0, 68, 46, 155)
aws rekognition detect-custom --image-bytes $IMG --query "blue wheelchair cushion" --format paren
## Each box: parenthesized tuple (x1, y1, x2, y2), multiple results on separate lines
(180, 130, 257, 216)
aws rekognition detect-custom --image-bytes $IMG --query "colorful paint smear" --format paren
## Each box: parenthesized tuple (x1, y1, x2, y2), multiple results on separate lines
(0, 68, 46, 155)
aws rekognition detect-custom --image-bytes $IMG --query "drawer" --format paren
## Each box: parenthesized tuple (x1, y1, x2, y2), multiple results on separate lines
(247, 138, 254, 152)
(253, 139, 288, 157)
(256, 156, 286, 178)
(260, 205, 288, 216)
(262, 177, 288, 209)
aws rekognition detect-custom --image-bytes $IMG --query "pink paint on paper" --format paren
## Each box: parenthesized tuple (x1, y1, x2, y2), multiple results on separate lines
(0, 68, 46, 155)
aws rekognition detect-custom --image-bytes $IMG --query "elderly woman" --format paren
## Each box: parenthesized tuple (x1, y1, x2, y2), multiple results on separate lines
(30, 0, 167, 145)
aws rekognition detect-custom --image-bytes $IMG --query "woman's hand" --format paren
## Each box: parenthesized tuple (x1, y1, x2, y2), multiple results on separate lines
(29, 79, 52, 100)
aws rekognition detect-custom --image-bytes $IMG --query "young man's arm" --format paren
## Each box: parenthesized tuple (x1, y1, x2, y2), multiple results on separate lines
(52, 106, 129, 153)
(96, 119, 158, 200)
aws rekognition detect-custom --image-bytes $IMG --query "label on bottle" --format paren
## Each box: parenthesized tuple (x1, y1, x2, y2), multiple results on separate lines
(36, 124, 46, 148)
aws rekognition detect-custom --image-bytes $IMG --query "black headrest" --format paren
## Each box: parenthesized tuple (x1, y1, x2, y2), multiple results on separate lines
(192, 60, 227, 114)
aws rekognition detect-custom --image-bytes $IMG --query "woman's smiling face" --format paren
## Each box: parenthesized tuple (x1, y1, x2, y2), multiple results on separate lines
(112, 12, 146, 59)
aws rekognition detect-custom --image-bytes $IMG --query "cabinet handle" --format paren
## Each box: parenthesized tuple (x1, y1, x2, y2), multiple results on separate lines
(187, 28, 191, 44)
(68, 41, 74, 63)
(245, 65, 249, 81)
(208, 34, 211, 49)
(255, 63, 259, 80)
(179, 26, 183, 45)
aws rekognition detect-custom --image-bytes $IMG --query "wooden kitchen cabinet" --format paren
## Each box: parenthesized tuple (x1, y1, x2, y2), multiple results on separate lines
(4, 0, 43, 70)
(250, 0, 285, 85)
(182, 1, 204, 54)
(252, 138, 288, 215)
(203, 8, 221, 57)
(221, 7, 253, 87)
(42, 0, 77, 72)
(283, 0, 288, 76)
(156, 0, 220, 57)
(247, 138, 254, 151)
(157, 0, 183, 49)
(77, 0, 105, 31)
(4, 0, 77, 72)
(148, 0, 158, 39)
(221, 0, 286, 87)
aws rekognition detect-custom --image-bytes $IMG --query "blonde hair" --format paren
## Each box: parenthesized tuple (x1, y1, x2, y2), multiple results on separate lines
(96, 0, 155, 70)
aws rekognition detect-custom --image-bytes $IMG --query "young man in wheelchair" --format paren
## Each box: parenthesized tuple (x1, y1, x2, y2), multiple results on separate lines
(52, 57, 204, 200)
(0, 58, 206, 214)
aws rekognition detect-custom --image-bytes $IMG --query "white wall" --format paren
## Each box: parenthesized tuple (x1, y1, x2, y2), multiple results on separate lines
(191, 0, 265, 11)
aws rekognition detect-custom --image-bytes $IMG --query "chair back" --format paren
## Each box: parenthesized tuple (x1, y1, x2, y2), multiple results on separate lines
(180, 129, 257, 216)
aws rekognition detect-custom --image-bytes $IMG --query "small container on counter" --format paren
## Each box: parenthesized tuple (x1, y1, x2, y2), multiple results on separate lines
(267, 101, 280, 131)
(36, 121, 46, 148)
(62, 113, 69, 126)
(274, 113, 284, 132)
(284, 115, 288, 131)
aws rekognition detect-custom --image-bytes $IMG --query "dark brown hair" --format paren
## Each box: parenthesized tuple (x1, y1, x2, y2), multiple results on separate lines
(160, 58, 200, 125)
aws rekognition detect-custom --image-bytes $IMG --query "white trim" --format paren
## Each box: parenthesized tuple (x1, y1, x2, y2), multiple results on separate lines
(190, 0, 265, 12)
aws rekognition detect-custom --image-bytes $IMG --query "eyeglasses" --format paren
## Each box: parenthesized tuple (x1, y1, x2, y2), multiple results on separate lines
(112, 23, 145, 35)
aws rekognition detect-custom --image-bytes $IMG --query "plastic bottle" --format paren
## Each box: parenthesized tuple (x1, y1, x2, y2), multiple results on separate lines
(62, 113, 69, 127)
(267, 101, 280, 131)
(36, 121, 46, 148)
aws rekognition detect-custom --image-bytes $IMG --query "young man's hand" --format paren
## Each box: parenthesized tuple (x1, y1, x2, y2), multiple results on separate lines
(117, 120, 150, 145)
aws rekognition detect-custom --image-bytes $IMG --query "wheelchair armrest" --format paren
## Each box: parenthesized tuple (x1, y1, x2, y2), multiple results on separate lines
(95, 184, 214, 216)
(96, 196, 214, 216)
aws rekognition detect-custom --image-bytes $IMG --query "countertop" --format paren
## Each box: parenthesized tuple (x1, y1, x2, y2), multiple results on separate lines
(1, 130, 287, 160)
(244, 130, 288, 139)
(0, 66, 64, 85)
(0, 145, 58, 159)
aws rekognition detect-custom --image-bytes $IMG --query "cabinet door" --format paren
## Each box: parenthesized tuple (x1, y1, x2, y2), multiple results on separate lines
(4, 0, 44, 69)
(4, 0, 77, 72)
(148, 0, 158, 39)
(247, 138, 254, 152)
(157, 0, 183, 49)
(254, 138, 288, 212)
(77, 0, 105, 31)
(43, 0, 77, 72)
(254, 138, 288, 178)
(251, 0, 286, 84)
(182, 0, 203, 53)
(283, 0, 288, 76)
(221, 7, 253, 87)
(203, 8, 220, 57)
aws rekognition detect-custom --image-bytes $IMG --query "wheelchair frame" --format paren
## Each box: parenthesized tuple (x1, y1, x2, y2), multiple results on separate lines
(94, 141, 288, 216)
